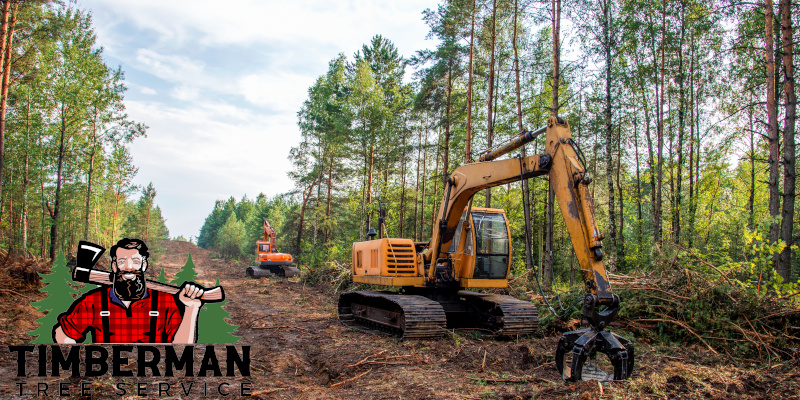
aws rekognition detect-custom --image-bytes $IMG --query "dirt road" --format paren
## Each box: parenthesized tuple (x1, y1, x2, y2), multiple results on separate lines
(0, 240, 797, 399)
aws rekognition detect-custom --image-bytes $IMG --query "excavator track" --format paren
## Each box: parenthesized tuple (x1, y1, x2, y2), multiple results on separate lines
(338, 291, 447, 340)
(457, 291, 539, 336)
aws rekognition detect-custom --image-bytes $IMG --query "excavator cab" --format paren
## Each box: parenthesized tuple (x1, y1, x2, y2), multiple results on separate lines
(472, 208, 510, 279)
(447, 207, 511, 281)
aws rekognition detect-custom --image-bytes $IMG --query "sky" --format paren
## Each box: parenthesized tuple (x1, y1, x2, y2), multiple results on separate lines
(79, 0, 437, 240)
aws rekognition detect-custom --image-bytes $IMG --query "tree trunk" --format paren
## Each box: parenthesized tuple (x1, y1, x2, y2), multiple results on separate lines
(21, 88, 30, 253)
(325, 149, 333, 242)
(485, 0, 497, 209)
(675, 3, 686, 245)
(414, 129, 422, 241)
(634, 116, 642, 254)
(766, 0, 781, 256)
(465, 0, 476, 163)
(688, 36, 696, 246)
(617, 126, 625, 268)
(544, 0, 561, 284)
(552, 0, 561, 116)
(399, 128, 408, 238)
(420, 128, 428, 240)
(514, 0, 534, 275)
(431, 133, 441, 231)
(748, 109, 755, 230)
(0, 0, 14, 227)
(655, 4, 666, 246)
(603, 0, 616, 265)
(50, 102, 68, 260)
(366, 138, 375, 231)
(779, 0, 796, 281)
(443, 64, 452, 184)
(85, 109, 98, 240)
(296, 178, 318, 255)
(544, 182, 554, 287)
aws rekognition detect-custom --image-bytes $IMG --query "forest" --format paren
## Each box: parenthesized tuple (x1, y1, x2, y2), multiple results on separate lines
(0, 1, 170, 261)
(199, 0, 799, 298)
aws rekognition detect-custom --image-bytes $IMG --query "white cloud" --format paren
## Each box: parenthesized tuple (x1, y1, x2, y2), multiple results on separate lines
(77, 0, 436, 238)
(126, 99, 299, 237)
(239, 73, 316, 112)
(83, 0, 433, 61)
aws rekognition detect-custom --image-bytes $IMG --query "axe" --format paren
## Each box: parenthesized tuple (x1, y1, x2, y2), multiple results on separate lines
(73, 241, 225, 302)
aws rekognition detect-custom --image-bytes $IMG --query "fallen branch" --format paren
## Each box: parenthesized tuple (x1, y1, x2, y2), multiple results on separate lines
(347, 350, 387, 368)
(353, 361, 411, 367)
(331, 368, 372, 388)
(637, 316, 719, 354)
(675, 245, 733, 286)
(0, 288, 34, 301)
(778, 291, 800, 301)
(251, 387, 289, 396)
(470, 375, 558, 386)
(529, 361, 555, 372)
(252, 325, 310, 332)
(623, 286, 691, 301)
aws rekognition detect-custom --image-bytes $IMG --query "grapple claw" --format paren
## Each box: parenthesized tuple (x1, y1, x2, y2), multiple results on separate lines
(555, 327, 634, 381)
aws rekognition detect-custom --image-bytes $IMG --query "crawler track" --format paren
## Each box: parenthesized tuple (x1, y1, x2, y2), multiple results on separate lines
(338, 291, 447, 340)
(457, 291, 539, 336)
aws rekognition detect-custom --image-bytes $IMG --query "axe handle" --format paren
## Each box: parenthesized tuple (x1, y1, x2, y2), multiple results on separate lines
(73, 267, 225, 302)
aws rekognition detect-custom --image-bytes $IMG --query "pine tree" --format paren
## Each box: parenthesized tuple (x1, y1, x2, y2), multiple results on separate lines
(28, 251, 80, 343)
(197, 278, 239, 343)
(156, 265, 168, 283)
(171, 253, 198, 285)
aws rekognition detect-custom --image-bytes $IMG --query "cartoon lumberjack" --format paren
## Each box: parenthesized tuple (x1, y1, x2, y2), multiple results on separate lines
(53, 238, 221, 344)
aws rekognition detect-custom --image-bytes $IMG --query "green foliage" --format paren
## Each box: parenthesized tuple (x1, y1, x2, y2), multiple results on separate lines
(29, 251, 79, 343)
(197, 278, 240, 344)
(712, 217, 800, 296)
(0, 2, 159, 261)
(171, 253, 198, 285)
(123, 183, 169, 245)
(216, 213, 248, 259)
(156, 265, 168, 284)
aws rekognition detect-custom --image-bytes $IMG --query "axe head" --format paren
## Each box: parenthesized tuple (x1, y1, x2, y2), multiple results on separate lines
(77, 241, 106, 270)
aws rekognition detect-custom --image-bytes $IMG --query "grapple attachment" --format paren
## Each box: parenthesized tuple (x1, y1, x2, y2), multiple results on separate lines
(556, 328, 634, 381)
(555, 294, 635, 381)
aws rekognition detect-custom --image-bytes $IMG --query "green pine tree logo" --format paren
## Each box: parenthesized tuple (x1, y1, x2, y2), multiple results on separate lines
(156, 265, 168, 283)
(29, 251, 80, 343)
(171, 253, 197, 285)
(197, 278, 240, 343)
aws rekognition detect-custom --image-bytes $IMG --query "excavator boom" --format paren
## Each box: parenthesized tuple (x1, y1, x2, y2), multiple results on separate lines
(340, 117, 634, 381)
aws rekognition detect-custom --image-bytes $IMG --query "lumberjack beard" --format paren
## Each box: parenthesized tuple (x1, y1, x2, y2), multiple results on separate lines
(113, 270, 147, 301)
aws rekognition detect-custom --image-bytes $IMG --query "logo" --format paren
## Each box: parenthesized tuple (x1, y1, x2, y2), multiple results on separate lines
(11, 239, 252, 397)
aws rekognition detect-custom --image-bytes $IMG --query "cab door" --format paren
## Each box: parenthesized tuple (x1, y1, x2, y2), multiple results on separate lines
(470, 208, 511, 279)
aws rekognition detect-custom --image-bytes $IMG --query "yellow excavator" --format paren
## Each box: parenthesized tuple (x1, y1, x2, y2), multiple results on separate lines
(338, 117, 634, 381)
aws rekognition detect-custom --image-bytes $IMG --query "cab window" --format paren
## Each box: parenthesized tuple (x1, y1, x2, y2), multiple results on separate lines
(472, 211, 509, 279)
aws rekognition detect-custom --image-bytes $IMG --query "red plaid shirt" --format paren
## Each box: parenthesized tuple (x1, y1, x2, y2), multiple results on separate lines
(57, 287, 183, 343)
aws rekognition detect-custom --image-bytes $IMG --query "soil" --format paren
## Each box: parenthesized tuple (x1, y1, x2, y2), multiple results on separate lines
(0, 240, 797, 399)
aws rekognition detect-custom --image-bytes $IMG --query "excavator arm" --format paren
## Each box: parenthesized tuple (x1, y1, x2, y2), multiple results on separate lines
(426, 117, 614, 304)
(424, 116, 632, 381)
(263, 220, 277, 251)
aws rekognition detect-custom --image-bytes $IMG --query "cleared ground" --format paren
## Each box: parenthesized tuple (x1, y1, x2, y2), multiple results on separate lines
(0, 240, 797, 399)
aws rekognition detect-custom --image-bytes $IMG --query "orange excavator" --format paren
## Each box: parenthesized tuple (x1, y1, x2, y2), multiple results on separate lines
(338, 117, 634, 381)
(246, 220, 299, 278)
